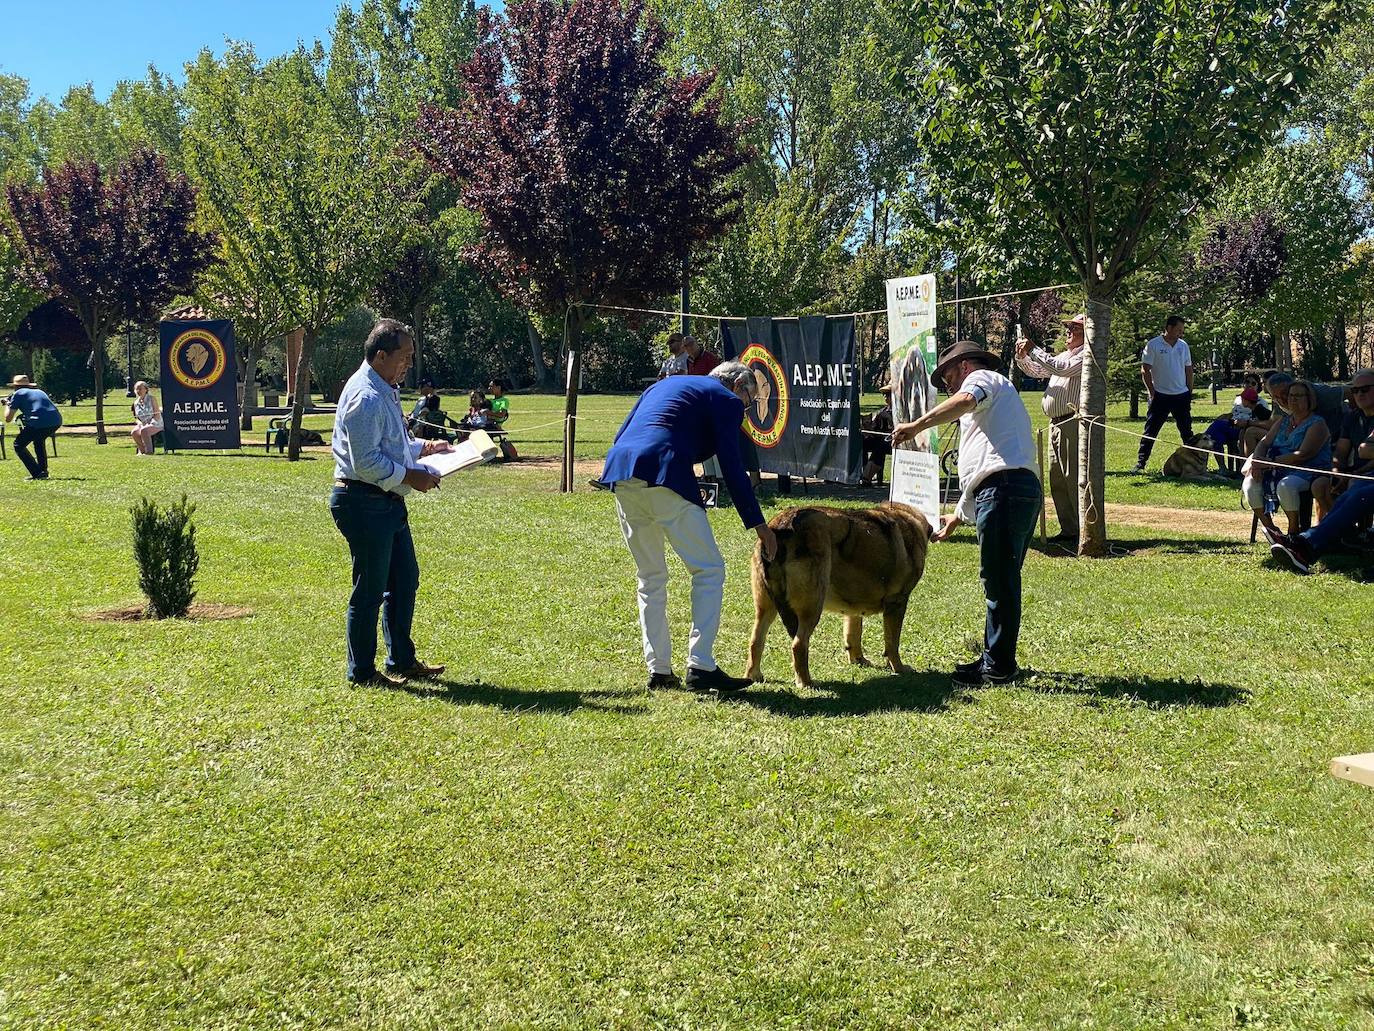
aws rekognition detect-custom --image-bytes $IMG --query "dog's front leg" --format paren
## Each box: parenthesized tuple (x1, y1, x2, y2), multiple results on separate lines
(882, 600, 913, 675)
(844, 616, 873, 667)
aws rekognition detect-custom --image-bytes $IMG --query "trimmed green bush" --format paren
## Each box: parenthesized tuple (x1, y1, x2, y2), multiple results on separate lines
(130, 494, 200, 618)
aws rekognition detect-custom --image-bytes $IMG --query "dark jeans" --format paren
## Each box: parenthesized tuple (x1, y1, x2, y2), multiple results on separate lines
(1138, 391, 1194, 465)
(973, 468, 1042, 677)
(1303, 482, 1374, 556)
(329, 485, 420, 680)
(14, 425, 58, 478)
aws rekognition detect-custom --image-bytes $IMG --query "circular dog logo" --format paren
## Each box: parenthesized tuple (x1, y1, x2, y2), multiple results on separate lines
(739, 343, 789, 448)
(169, 329, 228, 390)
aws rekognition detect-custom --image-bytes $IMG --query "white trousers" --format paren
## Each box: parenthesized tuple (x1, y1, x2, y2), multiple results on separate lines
(1243, 473, 1310, 513)
(613, 479, 725, 674)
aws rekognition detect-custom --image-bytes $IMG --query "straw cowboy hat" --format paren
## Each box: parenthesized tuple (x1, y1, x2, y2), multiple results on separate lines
(932, 340, 1002, 381)
(6, 374, 38, 389)
(1062, 312, 1086, 326)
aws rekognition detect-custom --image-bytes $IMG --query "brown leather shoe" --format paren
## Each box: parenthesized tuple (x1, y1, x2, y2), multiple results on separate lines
(390, 660, 446, 680)
(352, 670, 407, 687)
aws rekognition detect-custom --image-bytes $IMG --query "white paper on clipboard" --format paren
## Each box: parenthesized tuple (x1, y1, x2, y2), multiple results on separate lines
(889, 449, 941, 529)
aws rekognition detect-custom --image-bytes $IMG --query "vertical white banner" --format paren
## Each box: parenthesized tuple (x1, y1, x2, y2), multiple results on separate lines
(884, 275, 940, 528)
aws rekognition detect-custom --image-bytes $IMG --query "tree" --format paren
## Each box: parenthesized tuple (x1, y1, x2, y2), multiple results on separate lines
(889, 0, 1355, 555)
(4, 148, 214, 442)
(418, 0, 747, 490)
(184, 42, 417, 459)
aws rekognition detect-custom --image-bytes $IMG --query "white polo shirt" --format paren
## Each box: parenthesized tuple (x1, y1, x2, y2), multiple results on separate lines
(954, 369, 1039, 524)
(1141, 335, 1192, 396)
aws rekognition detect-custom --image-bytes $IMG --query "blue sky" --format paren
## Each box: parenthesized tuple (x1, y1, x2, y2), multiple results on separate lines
(0, 0, 346, 102)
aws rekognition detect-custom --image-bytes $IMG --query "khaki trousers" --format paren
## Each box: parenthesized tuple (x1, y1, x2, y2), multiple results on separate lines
(1049, 416, 1079, 539)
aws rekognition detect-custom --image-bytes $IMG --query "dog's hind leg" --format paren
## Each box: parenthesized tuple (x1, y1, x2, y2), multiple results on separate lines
(844, 615, 873, 667)
(881, 599, 914, 675)
(790, 605, 823, 690)
(746, 584, 777, 683)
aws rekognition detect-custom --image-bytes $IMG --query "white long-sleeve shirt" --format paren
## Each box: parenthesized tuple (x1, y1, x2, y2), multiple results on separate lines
(1015, 344, 1085, 420)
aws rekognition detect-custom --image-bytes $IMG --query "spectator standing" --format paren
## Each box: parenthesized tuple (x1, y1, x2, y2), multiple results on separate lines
(1312, 369, 1374, 519)
(130, 380, 163, 455)
(892, 341, 1041, 687)
(3, 375, 62, 480)
(657, 332, 690, 379)
(1015, 312, 1086, 542)
(1133, 315, 1194, 473)
(683, 336, 721, 377)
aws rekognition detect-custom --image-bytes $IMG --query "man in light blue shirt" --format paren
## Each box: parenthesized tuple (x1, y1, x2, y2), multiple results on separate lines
(330, 319, 451, 686)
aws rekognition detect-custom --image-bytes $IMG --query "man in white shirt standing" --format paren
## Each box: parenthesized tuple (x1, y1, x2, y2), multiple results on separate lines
(892, 341, 1041, 687)
(1134, 314, 1194, 473)
(1016, 312, 1085, 543)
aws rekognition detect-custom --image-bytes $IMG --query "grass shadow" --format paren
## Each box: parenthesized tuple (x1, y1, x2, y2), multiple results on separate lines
(1101, 536, 1252, 557)
(361, 676, 645, 715)
(174, 452, 321, 460)
(726, 670, 966, 717)
(1022, 670, 1248, 709)
(1105, 470, 1244, 493)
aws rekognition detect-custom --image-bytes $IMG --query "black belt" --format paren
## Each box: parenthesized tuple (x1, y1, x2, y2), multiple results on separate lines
(335, 478, 403, 500)
(1049, 412, 1076, 425)
(980, 468, 1040, 485)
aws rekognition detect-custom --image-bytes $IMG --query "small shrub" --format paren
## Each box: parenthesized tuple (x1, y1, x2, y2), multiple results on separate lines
(131, 494, 200, 618)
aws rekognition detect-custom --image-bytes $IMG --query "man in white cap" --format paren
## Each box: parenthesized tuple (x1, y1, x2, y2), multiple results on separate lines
(1015, 313, 1085, 544)
(892, 341, 1040, 687)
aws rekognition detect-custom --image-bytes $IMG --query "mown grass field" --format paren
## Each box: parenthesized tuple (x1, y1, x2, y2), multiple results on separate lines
(2, 390, 1371, 1028)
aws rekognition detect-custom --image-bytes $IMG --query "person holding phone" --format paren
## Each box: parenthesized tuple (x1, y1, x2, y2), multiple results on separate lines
(1015, 313, 1086, 544)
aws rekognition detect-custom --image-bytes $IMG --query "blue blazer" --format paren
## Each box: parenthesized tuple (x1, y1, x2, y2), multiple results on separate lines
(601, 376, 764, 529)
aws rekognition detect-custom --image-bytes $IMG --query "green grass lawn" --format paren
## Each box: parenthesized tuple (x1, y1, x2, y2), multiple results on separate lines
(1, 429, 1371, 1029)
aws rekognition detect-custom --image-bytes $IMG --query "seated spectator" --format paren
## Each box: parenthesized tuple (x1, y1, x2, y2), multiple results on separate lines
(458, 389, 494, 431)
(1201, 383, 1270, 474)
(1312, 368, 1374, 520)
(1242, 380, 1332, 537)
(409, 377, 437, 423)
(1268, 426, 1374, 572)
(130, 380, 163, 455)
(486, 378, 512, 429)
(861, 384, 895, 486)
(413, 393, 458, 442)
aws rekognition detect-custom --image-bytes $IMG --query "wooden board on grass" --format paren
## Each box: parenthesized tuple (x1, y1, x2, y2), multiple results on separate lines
(1329, 754, 1374, 788)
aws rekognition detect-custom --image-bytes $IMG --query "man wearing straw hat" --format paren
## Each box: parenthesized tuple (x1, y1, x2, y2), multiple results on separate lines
(1015, 313, 1086, 544)
(2, 374, 63, 481)
(892, 341, 1040, 687)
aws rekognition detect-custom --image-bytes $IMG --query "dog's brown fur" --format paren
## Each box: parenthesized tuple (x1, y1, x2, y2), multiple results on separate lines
(1162, 433, 1215, 479)
(746, 502, 930, 688)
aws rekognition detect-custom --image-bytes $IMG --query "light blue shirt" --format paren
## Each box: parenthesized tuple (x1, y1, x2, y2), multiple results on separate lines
(332, 363, 423, 495)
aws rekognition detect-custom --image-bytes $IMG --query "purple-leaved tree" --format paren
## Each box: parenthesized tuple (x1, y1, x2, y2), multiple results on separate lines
(417, 0, 747, 490)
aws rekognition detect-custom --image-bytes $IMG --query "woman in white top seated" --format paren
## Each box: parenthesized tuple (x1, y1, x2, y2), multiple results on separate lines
(892, 340, 1041, 687)
(130, 381, 163, 454)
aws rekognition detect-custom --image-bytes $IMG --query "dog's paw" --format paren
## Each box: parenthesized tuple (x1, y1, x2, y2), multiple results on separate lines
(849, 655, 876, 668)
(888, 661, 915, 675)
(746, 668, 764, 683)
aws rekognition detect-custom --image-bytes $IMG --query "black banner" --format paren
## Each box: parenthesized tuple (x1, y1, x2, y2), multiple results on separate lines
(720, 315, 860, 483)
(158, 319, 241, 449)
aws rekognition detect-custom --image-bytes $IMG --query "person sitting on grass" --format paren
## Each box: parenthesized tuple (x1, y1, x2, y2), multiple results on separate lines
(1311, 369, 1374, 522)
(1268, 424, 1374, 574)
(1242, 380, 1332, 538)
(130, 380, 164, 455)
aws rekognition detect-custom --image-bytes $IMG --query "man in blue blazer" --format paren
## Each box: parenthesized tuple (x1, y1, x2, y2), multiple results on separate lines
(602, 363, 778, 692)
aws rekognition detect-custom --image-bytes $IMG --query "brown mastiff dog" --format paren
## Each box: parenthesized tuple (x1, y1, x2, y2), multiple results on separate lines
(745, 502, 930, 689)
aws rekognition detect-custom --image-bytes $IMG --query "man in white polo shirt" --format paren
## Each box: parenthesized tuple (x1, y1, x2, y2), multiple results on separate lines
(1134, 314, 1194, 473)
(892, 340, 1041, 687)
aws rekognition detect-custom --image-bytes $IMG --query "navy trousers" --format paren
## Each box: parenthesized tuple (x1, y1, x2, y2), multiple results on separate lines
(1138, 391, 1194, 465)
(973, 468, 1042, 677)
(14, 425, 58, 478)
(329, 485, 420, 681)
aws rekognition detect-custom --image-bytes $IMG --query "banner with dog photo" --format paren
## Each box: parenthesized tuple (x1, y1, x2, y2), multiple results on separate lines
(884, 275, 941, 527)
(720, 315, 862, 483)
(158, 319, 241, 449)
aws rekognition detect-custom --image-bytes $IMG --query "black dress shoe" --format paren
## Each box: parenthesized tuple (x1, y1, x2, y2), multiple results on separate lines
(685, 666, 752, 693)
(647, 672, 682, 690)
(951, 659, 986, 687)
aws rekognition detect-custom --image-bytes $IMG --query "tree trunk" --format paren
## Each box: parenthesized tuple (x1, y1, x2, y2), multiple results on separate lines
(93, 339, 107, 445)
(412, 303, 426, 386)
(1078, 294, 1113, 558)
(239, 339, 258, 431)
(1274, 327, 1289, 371)
(560, 308, 584, 492)
(287, 328, 317, 462)
(20, 345, 33, 379)
(527, 316, 549, 389)
(1334, 312, 1349, 382)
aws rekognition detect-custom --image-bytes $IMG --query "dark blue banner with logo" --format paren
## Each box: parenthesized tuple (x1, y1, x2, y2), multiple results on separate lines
(720, 315, 860, 483)
(158, 319, 241, 449)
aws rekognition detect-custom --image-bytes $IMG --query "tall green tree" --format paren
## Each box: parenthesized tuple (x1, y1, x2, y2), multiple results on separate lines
(888, 0, 1354, 555)
(184, 42, 418, 459)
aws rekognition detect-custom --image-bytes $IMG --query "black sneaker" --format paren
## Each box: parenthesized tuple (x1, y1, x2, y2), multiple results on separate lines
(589, 478, 611, 491)
(685, 666, 752, 693)
(983, 666, 1021, 685)
(647, 672, 682, 690)
(1269, 539, 1311, 575)
(951, 658, 986, 687)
